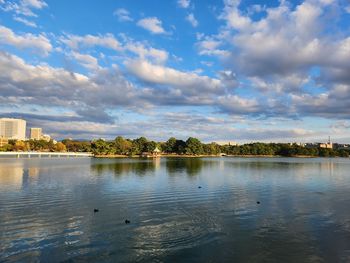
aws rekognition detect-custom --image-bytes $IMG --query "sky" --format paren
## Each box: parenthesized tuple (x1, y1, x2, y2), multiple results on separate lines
(0, 0, 350, 143)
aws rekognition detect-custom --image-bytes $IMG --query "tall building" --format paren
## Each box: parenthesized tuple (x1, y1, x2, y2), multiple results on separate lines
(30, 128, 42, 140)
(0, 118, 26, 140)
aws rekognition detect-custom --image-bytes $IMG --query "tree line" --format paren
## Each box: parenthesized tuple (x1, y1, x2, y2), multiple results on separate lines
(0, 139, 67, 152)
(1, 137, 349, 157)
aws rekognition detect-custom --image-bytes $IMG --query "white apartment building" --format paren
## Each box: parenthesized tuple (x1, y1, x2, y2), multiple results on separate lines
(30, 128, 42, 140)
(0, 118, 26, 140)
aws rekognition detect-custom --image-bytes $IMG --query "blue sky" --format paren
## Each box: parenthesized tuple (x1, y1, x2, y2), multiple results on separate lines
(0, 0, 350, 143)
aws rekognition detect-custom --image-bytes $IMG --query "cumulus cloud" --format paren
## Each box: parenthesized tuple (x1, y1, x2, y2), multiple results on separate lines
(1, 0, 350, 140)
(124, 41, 168, 64)
(1, 0, 47, 19)
(217, 95, 261, 115)
(197, 36, 230, 57)
(0, 25, 52, 56)
(207, 0, 350, 119)
(60, 33, 121, 51)
(0, 51, 139, 124)
(291, 87, 350, 119)
(186, 13, 198, 27)
(60, 32, 169, 64)
(1, 51, 249, 128)
(137, 17, 166, 34)
(69, 51, 100, 70)
(177, 0, 190, 9)
(125, 59, 223, 96)
(113, 8, 133, 22)
(218, 0, 350, 81)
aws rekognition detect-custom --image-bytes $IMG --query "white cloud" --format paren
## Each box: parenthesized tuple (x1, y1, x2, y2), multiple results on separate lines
(0, 51, 139, 123)
(60, 33, 169, 64)
(13, 16, 37, 27)
(70, 51, 100, 70)
(247, 4, 266, 15)
(186, 13, 198, 27)
(125, 59, 222, 94)
(124, 41, 168, 64)
(217, 0, 350, 93)
(197, 36, 229, 57)
(22, 0, 47, 9)
(1, 0, 47, 17)
(60, 33, 121, 51)
(218, 95, 261, 115)
(113, 8, 133, 22)
(137, 17, 166, 34)
(346, 5, 350, 13)
(0, 25, 52, 56)
(177, 0, 190, 9)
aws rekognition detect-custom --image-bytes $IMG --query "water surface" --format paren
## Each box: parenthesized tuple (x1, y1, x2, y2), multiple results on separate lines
(1, 157, 350, 262)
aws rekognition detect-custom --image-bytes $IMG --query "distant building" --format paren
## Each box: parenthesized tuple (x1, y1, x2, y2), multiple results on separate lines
(41, 134, 51, 142)
(215, 141, 239, 146)
(0, 118, 26, 140)
(30, 128, 42, 140)
(290, 142, 306, 147)
(141, 146, 162, 157)
(0, 137, 9, 147)
(333, 143, 350, 150)
(319, 142, 333, 149)
(319, 137, 333, 149)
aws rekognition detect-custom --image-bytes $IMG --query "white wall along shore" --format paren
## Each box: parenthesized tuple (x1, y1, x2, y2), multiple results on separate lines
(0, 152, 93, 158)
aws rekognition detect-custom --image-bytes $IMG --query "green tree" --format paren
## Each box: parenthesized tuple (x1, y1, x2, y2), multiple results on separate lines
(203, 142, 221, 155)
(145, 141, 157, 152)
(163, 137, 177, 153)
(185, 137, 204, 155)
(132, 137, 148, 153)
(91, 139, 113, 155)
(114, 136, 132, 154)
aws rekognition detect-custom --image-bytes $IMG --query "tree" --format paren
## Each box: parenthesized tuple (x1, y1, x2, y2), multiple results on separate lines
(13, 140, 29, 151)
(203, 142, 221, 155)
(145, 141, 157, 152)
(164, 137, 177, 153)
(91, 139, 113, 155)
(62, 139, 92, 152)
(114, 136, 132, 154)
(132, 137, 148, 153)
(175, 139, 186, 154)
(185, 137, 204, 155)
(55, 142, 67, 152)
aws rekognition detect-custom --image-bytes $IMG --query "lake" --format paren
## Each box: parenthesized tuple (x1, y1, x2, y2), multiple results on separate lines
(1, 157, 350, 262)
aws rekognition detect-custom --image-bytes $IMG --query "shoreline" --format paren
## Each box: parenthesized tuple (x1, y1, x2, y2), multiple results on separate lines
(0, 152, 347, 159)
(93, 154, 346, 159)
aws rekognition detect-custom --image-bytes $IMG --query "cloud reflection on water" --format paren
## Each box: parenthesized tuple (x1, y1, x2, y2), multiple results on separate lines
(0, 157, 350, 262)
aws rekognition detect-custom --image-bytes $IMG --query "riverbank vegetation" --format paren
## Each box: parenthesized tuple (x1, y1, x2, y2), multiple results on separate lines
(0, 136, 349, 157)
(0, 139, 67, 152)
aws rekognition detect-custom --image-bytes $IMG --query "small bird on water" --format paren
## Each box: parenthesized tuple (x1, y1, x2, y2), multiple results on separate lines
(256, 201, 260, 204)
(94, 208, 99, 213)
(125, 219, 130, 224)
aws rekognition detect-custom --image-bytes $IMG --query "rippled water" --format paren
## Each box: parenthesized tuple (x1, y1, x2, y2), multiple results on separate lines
(1, 157, 350, 262)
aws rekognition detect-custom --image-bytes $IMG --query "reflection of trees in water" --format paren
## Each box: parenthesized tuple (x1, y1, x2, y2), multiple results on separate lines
(91, 158, 222, 177)
(224, 159, 338, 176)
(165, 158, 220, 176)
(91, 160, 157, 177)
